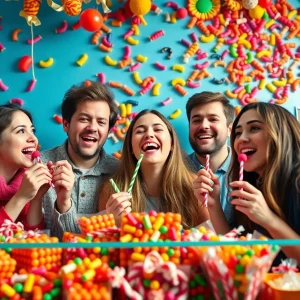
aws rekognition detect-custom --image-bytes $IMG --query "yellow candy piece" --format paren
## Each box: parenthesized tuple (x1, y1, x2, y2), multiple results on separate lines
(249, 5, 265, 20)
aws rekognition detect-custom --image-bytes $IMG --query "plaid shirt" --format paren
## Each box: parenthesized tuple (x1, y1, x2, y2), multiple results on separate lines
(41, 141, 119, 239)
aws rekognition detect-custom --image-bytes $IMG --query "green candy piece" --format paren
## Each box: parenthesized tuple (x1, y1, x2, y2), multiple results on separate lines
(53, 279, 62, 287)
(245, 249, 254, 257)
(85, 236, 93, 242)
(167, 248, 175, 257)
(196, 295, 204, 300)
(143, 279, 151, 287)
(245, 84, 251, 94)
(234, 280, 241, 288)
(271, 245, 280, 252)
(13, 283, 23, 293)
(43, 294, 52, 300)
(109, 261, 116, 268)
(50, 288, 61, 297)
(263, 11, 269, 20)
(189, 280, 196, 288)
(235, 264, 245, 274)
(159, 225, 168, 234)
(0, 236, 5, 242)
(196, 0, 212, 13)
(142, 215, 152, 230)
(101, 248, 109, 255)
(194, 274, 206, 286)
(73, 257, 83, 265)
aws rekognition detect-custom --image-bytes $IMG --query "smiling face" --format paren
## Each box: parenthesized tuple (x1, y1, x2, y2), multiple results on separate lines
(233, 109, 269, 176)
(131, 113, 172, 167)
(189, 101, 231, 156)
(0, 111, 38, 170)
(63, 100, 110, 165)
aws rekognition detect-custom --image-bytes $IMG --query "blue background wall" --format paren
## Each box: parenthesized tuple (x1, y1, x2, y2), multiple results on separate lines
(0, 0, 299, 156)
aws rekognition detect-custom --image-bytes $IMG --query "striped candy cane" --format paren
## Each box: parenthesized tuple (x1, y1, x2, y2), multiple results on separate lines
(128, 154, 144, 194)
(203, 154, 210, 207)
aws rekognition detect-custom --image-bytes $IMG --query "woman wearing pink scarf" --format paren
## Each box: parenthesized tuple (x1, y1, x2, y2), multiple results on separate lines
(0, 104, 52, 230)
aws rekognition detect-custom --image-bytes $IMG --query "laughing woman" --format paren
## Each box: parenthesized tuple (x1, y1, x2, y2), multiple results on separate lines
(0, 104, 52, 229)
(193, 103, 300, 264)
(99, 109, 209, 227)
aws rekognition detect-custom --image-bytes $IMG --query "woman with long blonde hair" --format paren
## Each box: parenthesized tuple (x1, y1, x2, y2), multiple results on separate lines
(194, 102, 300, 264)
(99, 109, 209, 227)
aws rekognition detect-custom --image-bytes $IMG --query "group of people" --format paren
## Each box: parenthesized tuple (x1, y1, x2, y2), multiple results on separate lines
(0, 82, 299, 265)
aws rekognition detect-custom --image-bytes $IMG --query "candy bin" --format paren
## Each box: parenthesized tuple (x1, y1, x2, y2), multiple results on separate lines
(258, 259, 300, 300)
(86, 228, 120, 268)
(62, 232, 89, 263)
(10, 233, 62, 272)
(61, 257, 112, 300)
(189, 269, 214, 300)
(0, 249, 16, 279)
(77, 214, 116, 235)
(201, 234, 280, 300)
(120, 211, 182, 267)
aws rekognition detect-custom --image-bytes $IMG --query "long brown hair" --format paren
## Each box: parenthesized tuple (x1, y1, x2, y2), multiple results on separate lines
(228, 103, 300, 231)
(105, 109, 206, 228)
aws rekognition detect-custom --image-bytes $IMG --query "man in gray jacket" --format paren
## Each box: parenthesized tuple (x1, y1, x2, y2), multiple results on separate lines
(41, 82, 119, 239)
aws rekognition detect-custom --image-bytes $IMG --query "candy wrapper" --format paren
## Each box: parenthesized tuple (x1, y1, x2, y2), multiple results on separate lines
(272, 258, 299, 273)
(200, 230, 280, 300)
(126, 251, 190, 300)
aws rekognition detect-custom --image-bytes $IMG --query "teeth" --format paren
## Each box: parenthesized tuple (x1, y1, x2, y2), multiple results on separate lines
(83, 137, 96, 141)
(241, 148, 255, 153)
(198, 135, 212, 139)
(22, 147, 35, 153)
(142, 142, 159, 151)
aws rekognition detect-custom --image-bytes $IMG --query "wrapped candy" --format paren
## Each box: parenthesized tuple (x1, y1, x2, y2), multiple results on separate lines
(19, 0, 41, 26)
(126, 251, 189, 300)
(0, 219, 24, 242)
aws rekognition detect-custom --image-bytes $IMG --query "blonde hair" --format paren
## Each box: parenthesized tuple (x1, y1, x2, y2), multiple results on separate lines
(102, 110, 206, 228)
(229, 103, 300, 231)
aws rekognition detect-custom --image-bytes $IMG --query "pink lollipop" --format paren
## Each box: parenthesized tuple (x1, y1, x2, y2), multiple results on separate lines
(31, 150, 41, 164)
(238, 153, 248, 191)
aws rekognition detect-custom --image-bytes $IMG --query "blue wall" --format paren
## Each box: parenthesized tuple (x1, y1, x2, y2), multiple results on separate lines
(0, 0, 299, 156)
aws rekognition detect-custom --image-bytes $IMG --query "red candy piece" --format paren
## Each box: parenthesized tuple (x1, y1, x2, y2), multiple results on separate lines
(238, 153, 248, 163)
(176, 7, 188, 19)
(18, 55, 32, 72)
(80, 8, 103, 32)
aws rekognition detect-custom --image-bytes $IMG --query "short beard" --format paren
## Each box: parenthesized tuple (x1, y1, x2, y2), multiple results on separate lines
(189, 137, 225, 156)
(69, 140, 103, 161)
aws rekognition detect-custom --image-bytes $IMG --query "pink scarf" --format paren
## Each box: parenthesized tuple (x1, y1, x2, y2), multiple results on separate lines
(0, 169, 25, 201)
